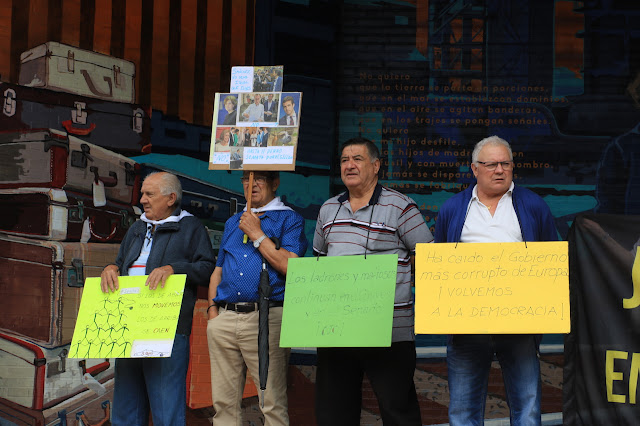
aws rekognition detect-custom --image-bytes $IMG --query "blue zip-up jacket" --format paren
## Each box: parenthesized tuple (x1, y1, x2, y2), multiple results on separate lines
(115, 208, 215, 335)
(434, 184, 558, 243)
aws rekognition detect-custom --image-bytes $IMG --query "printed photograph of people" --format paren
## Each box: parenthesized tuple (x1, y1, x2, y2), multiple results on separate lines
(240, 93, 265, 123)
(214, 127, 233, 152)
(278, 93, 301, 126)
(229, 147, 243, 170)
(253, 65, 284, 91)
(267, 127, 298, 147)
(217, 94, 238, 125)
(263, 93, 279, 122)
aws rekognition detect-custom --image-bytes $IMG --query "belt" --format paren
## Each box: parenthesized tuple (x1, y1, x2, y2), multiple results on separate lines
(218, 301, 284, 313)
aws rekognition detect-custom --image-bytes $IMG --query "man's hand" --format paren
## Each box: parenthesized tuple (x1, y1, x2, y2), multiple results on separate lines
(100, 264, 120, 293)
(146, 265, 175, 290)
(239, 211, 263, 241)
(208, 305, 219, 320)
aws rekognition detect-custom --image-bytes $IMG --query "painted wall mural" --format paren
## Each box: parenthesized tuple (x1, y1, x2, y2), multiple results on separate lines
(1, 0, 640, 424)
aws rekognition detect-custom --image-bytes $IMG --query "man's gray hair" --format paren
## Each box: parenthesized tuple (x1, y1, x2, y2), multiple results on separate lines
(471, 135, 513, 164)
(145, 172, 182, 206)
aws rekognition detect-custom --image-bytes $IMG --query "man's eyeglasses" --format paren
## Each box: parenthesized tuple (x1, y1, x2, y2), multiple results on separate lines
(476, 161, 514, 171)
(240, 176, 268, 185)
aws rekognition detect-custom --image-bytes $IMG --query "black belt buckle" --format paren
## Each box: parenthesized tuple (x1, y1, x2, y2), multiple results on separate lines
(227, 302, 258, 314)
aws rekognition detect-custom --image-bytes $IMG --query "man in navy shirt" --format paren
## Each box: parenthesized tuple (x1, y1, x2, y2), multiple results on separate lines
(207, 170, 308, 425)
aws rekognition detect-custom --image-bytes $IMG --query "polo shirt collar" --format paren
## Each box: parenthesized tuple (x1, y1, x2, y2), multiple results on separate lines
(338, 183, 383, 206)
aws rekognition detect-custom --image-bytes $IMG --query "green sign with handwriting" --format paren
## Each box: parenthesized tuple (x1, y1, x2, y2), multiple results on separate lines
(280, 255, 398, 347)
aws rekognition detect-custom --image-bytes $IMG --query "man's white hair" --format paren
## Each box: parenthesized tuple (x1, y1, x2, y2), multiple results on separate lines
(471, 135, 513, 164)
(144, 172, 182, 206)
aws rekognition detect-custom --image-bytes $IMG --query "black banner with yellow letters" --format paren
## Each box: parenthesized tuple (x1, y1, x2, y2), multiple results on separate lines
(564, 213, 640, 424)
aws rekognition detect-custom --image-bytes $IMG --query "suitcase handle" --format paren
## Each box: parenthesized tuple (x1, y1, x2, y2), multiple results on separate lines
(78, 400, 110, 426)
(62, 119, 96, 136)
(81, 69, 113, 98)
(90, 166, 118, 187)
(79, 359, 111, 377)
(89, 216, 118, 242)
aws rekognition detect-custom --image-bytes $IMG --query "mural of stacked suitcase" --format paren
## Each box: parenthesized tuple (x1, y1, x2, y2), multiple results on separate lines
(0, 42, 147, 425)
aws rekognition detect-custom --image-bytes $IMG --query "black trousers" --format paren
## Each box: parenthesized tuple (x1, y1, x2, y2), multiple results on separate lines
(315, 341, 422, 426)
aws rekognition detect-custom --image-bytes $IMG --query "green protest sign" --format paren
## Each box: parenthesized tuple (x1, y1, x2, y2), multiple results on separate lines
(280, 254, 398, 347)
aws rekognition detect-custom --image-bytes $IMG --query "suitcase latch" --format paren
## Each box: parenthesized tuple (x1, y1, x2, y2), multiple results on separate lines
(113, 65, 122, 87)
(3, 88, 16, 117)
(67, 50, 75, 72)
(71, 143, 93, 169)
(132, 108, 144, 133)
(47, 348, 68, 377)
(68, 258, 85, 287)
(72, 101, 87, 125)
(69, 201, 85, 223)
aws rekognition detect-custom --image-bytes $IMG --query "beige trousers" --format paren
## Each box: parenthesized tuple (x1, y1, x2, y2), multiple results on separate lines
(207, 306, 290, 426)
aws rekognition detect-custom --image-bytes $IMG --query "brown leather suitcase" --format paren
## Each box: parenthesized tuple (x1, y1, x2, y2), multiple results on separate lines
(0, 128, 141, 206)
(0, 188, 140, 243)
(1, 81, 150, 155)
(0, 332, 113, 425)
(0, 233, 120, 348)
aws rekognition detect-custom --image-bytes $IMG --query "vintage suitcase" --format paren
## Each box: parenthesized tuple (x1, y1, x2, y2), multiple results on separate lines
(1, 82, 151, 155)
(19, 41, 136, 104)
(0, 129, 141, 206)
(141, 162, 242, 224)
(0, 233, 121, 348)
(151, 110, 211, 161)
(0, 333, 113, 426)
(0, 188, 140, 242)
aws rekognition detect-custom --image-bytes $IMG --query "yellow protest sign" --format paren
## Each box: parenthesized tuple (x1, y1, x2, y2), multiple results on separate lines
(69, 275, 186, 358)
(415, 242, 569, 334)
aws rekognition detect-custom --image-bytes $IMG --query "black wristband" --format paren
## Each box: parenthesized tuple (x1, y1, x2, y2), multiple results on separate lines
(207, 303, 217, 314)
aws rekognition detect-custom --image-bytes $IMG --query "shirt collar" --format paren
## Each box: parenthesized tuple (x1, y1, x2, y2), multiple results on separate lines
(471, 182, 514, 202)
(338, 183, 383, 206)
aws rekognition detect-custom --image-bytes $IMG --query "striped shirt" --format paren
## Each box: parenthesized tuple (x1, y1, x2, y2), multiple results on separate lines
(313, 184, 433, 342)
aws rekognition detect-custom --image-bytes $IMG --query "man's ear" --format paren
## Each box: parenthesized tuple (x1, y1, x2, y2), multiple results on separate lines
(471, 163, 479, 178)
(271, 179, 280, 192)
(373, 158, 381, 175)
(168, 192, 178, 207)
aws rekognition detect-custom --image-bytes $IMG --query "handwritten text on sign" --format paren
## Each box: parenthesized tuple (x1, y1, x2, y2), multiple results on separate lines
(69, 275, 186, 358)
(414, 242, 569, 334)
(244, 146, 294, 164)
(280, 255, 398, 347)
(230, 66, 253, 92)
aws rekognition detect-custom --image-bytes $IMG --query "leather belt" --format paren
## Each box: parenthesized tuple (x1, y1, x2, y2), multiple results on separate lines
(218, 301, 284, 313)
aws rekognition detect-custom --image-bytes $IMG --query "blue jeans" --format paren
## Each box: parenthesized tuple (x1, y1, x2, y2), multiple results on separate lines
(447, 334, 541, 426)
(112, 334, 190, 426)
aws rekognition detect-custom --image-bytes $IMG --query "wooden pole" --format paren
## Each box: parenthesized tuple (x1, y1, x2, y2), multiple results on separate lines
(243, 171, 254, 243)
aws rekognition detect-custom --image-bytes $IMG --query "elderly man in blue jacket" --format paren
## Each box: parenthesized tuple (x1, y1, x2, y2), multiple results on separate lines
(434, 136, 557, 426)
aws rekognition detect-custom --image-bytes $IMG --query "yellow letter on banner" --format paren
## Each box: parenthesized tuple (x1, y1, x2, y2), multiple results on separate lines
(414, 241, 569, 334)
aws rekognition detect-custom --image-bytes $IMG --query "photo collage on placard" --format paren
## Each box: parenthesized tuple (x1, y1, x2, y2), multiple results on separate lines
(210, 66, 302, 171)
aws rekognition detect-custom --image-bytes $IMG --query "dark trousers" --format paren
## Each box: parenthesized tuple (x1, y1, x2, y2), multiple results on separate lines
(315, 341, 422, 426)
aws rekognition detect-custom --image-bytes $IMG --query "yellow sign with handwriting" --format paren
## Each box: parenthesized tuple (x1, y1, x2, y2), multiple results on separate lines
(69, 275, 186, 358)
(415, 242, 569, 334)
